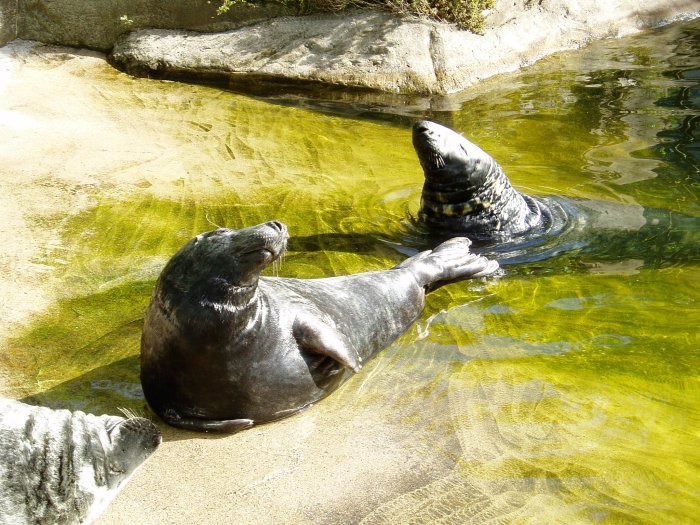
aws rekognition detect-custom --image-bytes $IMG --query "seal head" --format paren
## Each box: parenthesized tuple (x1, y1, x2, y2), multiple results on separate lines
(156, 221, 288, 324)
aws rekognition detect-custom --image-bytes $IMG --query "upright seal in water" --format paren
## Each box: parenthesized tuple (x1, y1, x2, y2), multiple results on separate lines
(411, 120, 700, 267)
(413, 119, 570, 240)
(0, 398, 161, 525)
(141, 221, 498, 433)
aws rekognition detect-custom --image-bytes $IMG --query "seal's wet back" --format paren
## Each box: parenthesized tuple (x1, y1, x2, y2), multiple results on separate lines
(140, 221, 499, 433)
(0, 398, 161, 525)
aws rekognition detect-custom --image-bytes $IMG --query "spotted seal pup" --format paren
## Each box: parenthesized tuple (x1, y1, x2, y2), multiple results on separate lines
(140, 221, 498, 433)
(0, 398, 161, 525)
(412, 120, 699, 266)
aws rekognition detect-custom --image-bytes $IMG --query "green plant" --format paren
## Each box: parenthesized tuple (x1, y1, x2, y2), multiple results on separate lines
(356, 0, 494, 32)
(214, 0, 314, 14)
(214, 0, 252, 14)
(214, 0, 494, 32)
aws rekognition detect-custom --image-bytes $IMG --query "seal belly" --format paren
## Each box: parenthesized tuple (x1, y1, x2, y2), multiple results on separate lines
(141, 298, 329, 424)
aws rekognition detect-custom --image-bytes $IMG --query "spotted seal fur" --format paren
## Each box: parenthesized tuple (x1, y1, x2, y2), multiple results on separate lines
(0, 398, 161, 525)
(413, 120, 571, 241)
(410, 120, 700, 269)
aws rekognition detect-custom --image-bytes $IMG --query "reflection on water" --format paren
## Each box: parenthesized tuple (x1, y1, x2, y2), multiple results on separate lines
(1, 17, 699, 525)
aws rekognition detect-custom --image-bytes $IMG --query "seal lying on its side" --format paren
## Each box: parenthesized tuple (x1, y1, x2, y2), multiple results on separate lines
(0, 398, 161, 525)
(141, 221, 498, 433)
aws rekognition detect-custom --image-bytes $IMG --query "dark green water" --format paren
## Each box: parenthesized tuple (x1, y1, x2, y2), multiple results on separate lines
(2, 18, 699, 524)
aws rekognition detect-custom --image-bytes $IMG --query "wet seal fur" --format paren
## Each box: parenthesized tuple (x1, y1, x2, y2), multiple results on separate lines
(141, 221, 498, 433)
(0, 398, 161, 525)
(412, 120, 700, 268)
(413, 119, 570, 241)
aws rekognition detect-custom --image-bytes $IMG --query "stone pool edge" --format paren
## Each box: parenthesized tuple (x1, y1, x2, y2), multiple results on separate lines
(108, 0, 700, 96)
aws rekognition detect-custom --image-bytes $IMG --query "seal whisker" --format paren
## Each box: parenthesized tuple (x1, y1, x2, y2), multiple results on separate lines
(431, 152, 445, 169)
(117, 407, 143, 420)
(204, 211, 222, 229)
(272, 251, 285, 276)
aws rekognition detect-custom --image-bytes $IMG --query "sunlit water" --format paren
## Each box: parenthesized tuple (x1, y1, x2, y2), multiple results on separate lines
(0, 17, 698, 525)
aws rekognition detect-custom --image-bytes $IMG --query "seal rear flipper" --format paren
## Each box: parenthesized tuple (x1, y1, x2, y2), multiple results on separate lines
(293, 312, 362, 373)
(160, 408, 254, 433)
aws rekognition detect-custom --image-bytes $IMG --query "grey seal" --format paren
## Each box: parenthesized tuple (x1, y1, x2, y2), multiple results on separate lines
(0, 398, 161, 525)
(411, 120, 700, 267)
(413, 119, 573, 240)
(140, 221, 498, 433)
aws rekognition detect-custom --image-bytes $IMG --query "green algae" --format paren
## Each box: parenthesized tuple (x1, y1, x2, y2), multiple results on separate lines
(7, 281, 149, 413)
(355, 268, 699, 524)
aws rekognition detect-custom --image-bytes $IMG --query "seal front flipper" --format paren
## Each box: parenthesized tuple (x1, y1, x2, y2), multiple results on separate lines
(161, 408, 254, 433)
(293, 311, 362, 373)
(397, 237, 499, 291)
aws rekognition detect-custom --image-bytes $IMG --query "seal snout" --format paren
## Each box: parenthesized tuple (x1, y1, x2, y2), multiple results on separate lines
(413, 120, 431, 135)
(413, 120, 448, 172)
(412, 120, 435, 147)
(199, 223, 288, 265)
(262, 220, 289, 258)
(117, 417, 162, 451)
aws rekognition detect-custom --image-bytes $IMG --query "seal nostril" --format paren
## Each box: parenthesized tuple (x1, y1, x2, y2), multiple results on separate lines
(413, 121, 430, 134)
(268, 220, 284, 232)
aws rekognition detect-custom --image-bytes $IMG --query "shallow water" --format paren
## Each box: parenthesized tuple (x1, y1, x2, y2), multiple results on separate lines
(1, 17, 699, 525)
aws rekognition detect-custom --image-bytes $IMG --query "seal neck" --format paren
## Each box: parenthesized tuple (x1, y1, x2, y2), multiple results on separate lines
(157, 275, 262, 336)
(198, 282, 261, 326)
(419, 156, 538, 237)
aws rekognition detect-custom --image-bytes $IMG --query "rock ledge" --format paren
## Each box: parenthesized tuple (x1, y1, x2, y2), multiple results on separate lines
(110, 0, 700, 95)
